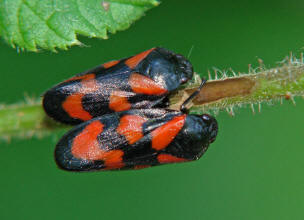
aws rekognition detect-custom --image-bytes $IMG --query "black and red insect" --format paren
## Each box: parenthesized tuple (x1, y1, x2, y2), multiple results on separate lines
(43, 47, 193, 125)
(55, 80, 219, 171)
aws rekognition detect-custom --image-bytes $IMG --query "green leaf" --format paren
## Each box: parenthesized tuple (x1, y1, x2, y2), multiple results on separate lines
(0, 0, 159, 52)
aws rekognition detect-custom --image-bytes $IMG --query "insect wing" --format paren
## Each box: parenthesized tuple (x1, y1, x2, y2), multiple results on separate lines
(55, 109, 189, 171)
(43, 48, 193, 125)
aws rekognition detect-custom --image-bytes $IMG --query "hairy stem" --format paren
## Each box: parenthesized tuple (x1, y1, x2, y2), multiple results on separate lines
(0, 101, 69, 141)
(170, 56, 304, 115)
(0, 55, 303, 141)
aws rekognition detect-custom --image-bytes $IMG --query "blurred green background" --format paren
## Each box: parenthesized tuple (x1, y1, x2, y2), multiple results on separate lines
(1, 0, 304, 219)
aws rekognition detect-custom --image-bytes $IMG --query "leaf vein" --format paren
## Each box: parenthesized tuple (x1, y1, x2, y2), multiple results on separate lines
(22, 0, 70, 42)
(16, 2, 27, 48)
(75, 0, 102, 36)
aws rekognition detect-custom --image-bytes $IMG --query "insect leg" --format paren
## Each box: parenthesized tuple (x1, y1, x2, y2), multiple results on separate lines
(180, 78, 207, 113)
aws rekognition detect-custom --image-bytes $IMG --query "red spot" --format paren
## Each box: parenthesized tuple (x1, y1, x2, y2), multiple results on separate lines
(151, 115, 186, 150)
(65, 73, 98, 94)
(157, 154, 187, 164)
(71, 121, 125, 169)
(129, 73, 167, 95)
(64, 73, 95, 82)
(62, 73, 100, 121)
(79, 75, 99, 94)
(62, 93, 93, 121)
(103, 150, 125, 170)
(103, 60, 120, 69)
(125, 48, 155, 69)
(117, 115, 147, 145)
(71, 121, 104, 160)
(134, 165, 151, 170)
(109, 90, 132, 112)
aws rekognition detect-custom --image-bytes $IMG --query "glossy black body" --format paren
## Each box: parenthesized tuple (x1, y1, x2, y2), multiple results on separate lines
(43, 48, 193, 125)
(55, 109, 218, 171)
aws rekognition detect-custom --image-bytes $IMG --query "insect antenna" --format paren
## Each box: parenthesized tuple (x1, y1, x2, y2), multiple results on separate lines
(187, 45, 194, 59)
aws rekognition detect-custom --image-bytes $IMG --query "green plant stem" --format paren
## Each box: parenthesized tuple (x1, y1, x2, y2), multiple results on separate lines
(170, 56, 304, 115)
(0, 55, 303, 141)
(0, 102, 69, 141)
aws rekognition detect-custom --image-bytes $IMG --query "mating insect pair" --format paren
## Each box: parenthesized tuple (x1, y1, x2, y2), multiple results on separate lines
(43, 47, 218, 171)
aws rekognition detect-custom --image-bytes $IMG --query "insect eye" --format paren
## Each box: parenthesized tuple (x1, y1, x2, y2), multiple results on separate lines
(201, 114, 218, 143)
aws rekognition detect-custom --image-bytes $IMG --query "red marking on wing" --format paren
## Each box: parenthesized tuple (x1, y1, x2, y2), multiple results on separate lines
(103, 60, 120, 69)
(151, 115, 186, 150)
(117, 115, 147, 145)
(65, 73, 98, 93)
(62, 73, 100, 121)
(79, 75, 99, 94)
(157, 154, 187, 164)
(71, 121, 104, 160)
(109, 90, 132, 112)
(62, 93, 93, 121)
(64, 73, 95, 82)
(129, 73, 167, 95)
(103, 150, 125, 170)
(71, 121, 125, 169)
(125, 48, 155, 69)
